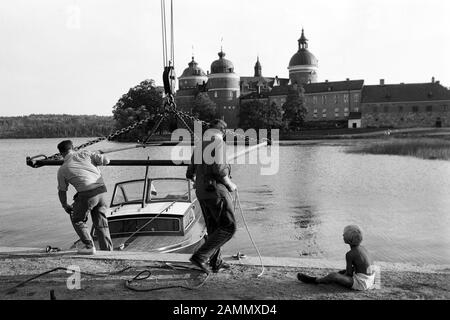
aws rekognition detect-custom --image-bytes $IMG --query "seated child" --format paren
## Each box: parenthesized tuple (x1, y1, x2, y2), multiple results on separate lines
(297, 225, 376, 291)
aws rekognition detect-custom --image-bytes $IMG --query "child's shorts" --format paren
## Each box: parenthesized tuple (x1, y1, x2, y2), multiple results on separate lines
(352, 272, 376, 291)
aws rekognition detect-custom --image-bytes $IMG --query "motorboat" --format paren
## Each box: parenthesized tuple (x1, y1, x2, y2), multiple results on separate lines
(72, 176, 207, 253)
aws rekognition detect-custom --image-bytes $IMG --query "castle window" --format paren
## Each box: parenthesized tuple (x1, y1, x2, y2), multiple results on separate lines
(214, 91, 218, 98)
(335, 108, 340, 112)
(344, 112, 349, 117)
(313, 96, 317, 105)
(398, 106, 403, 112)
(313, 108, 318, 114)
(322, 96, 326, 104)
(344, 107, 349, 112)
(344, 94, 349, 103)
(322, 113, 327, 118)
(353, 107, 359, 112)
(354, 94, 359, 103)
(412, 106, 419, 112)
(334, 95, 338, 104)
(426, 105, 433, 112)
(322, 108, 327, 113)
(335, 113, 339, 118)
(229, 91, 233, 97)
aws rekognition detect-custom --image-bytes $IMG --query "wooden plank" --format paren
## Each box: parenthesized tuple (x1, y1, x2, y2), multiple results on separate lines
(27, 158, 190, 168)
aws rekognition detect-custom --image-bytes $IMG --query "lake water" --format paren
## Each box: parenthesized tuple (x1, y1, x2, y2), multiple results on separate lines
(0, 138, 449, 265)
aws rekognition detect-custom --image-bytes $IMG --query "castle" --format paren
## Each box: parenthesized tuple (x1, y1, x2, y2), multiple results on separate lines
(175, 29, 450, 129)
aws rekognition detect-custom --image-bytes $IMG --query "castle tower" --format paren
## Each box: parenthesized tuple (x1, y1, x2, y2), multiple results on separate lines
(175, 56, 208, 113)
(207, 49, 240, 128)
(288, 29, 318, 85)
(178, 56, 208, 90)
(254, 56, 262, 77)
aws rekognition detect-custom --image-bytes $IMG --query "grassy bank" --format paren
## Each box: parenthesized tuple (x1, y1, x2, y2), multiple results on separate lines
(348, 138, 450, 160)
(280, 128, 388, 140)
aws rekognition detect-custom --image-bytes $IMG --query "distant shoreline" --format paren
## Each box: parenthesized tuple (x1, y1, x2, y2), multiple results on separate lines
(0, 114, 114, 139)
(2, 127, 449, 141)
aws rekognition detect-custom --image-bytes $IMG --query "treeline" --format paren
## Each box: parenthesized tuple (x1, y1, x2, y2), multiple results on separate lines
(0, 114, 115, 138)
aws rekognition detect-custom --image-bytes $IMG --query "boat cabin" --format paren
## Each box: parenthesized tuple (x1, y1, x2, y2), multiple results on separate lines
(106, 178, 199, 238)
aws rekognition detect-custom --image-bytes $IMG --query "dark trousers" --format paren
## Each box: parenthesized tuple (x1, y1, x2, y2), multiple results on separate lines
(194, 192, 236, 265)
(71, 186, 113, 251)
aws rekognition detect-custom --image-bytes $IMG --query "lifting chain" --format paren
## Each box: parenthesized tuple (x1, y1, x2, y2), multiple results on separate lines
(44, 94, 265, 161)
(46, 115, 156, 160)
(160, 96, 262, 144)
(30, 0, 266, 165)
(172, 108, 262, 144)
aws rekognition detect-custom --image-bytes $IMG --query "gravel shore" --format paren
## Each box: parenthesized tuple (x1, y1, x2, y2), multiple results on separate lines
(1, 248, 449, 300)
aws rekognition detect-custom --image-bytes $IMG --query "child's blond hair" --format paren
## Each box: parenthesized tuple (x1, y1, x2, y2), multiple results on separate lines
(343, 225, 363, 246)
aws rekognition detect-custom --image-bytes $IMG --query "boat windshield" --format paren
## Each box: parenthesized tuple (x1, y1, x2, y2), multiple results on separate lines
(111, 178, 191, 206)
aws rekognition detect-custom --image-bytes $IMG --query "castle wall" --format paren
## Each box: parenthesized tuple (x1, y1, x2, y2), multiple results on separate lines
(361, 101, 450, 127)
(304, 90, 361, 121)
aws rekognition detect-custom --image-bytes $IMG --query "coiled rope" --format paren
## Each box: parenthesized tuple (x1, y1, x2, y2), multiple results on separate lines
(3, 263, 209, 295)
(125, 262, 209, 292)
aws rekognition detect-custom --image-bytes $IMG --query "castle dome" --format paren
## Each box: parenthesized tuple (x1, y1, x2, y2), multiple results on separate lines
(289, 50, 318, 67)
(288, 29, 318, 84)
(179, 57, 207, 78)
(210, 50, 235, 74)
(178, 56, 208, 90)
(288, 29, 318, 67)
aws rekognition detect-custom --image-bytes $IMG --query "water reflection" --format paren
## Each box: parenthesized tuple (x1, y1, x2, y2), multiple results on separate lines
(291, 205, 322, 257)
(292, 205, 318, 229)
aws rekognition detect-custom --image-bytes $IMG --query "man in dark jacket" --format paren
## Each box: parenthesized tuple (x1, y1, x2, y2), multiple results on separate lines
(186, 119, 237, 273)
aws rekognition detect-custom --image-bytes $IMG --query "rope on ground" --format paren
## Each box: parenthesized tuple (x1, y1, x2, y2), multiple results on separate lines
(3, 267, 108, 294)
(234, 189, 265, 278)
(124, 264, 210, 292)
(3, 263, 209, 295)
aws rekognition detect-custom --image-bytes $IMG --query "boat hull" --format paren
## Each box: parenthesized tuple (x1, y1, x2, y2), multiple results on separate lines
(93, 209, 207, 254)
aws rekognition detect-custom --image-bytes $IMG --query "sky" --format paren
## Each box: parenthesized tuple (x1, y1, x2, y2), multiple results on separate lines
(0, 0, 449, 116)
